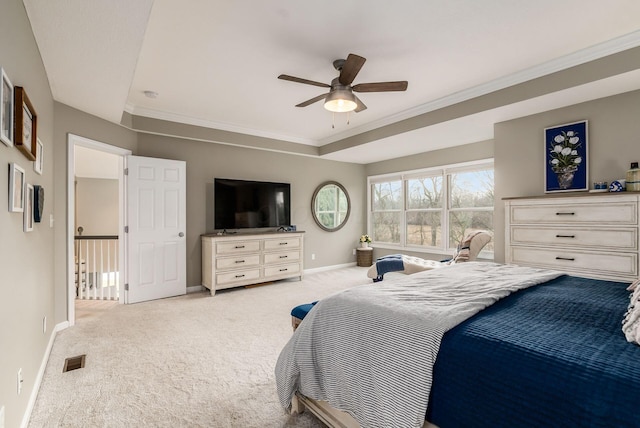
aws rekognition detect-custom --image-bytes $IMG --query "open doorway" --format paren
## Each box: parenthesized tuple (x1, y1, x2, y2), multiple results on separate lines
(67, 134, 131, 326)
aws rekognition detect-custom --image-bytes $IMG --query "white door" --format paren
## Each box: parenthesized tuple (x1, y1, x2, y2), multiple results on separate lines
(126, 155, 186, 303)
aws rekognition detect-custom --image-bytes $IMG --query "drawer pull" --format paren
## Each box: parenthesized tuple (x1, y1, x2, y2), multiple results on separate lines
(279, 242, 288, 246)
(235, 245, 245, 249)
(555, 256, 575, 261)
(279, 268, 288, 272)
(235, 260, 245, 264)
(279, 255, 288, 259)
(235, 274, 245, 278)
(555, 234, 575, 238)
(555, 212, 575, 216)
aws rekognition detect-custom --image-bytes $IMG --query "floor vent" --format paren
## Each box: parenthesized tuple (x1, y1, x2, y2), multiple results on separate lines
(63, 355, 86, 373)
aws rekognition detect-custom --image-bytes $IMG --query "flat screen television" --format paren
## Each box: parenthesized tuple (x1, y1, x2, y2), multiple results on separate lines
(214, 178, 291, 230)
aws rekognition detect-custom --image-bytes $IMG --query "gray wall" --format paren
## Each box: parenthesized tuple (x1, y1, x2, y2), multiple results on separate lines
(136, 133, 367, 288)
(493, 89, 640, 262)
(0, 1, 54, 427)
(75, 178, 119, 235)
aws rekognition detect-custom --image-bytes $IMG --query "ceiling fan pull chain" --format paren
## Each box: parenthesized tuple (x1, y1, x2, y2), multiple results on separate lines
(347, 111, 350, 125)
(332, 112, 335, 129)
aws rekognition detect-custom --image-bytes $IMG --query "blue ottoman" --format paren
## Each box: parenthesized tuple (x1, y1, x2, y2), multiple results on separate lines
(291, 301, 317, 331)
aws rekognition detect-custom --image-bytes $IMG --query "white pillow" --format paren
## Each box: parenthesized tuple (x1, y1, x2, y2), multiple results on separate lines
(622, 283, 640, 345)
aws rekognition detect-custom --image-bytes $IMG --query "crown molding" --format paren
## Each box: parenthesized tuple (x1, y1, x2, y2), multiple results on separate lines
(123, 103, 318, 146)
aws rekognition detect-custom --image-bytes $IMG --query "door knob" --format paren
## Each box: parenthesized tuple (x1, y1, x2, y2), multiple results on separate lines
(179, 232, 184, 237)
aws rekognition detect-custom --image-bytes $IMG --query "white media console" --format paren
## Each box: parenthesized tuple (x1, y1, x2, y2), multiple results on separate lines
(201, 232, 304, 295)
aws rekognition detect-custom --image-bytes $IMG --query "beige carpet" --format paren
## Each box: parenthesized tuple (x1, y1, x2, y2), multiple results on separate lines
(29, 266, 376, 428)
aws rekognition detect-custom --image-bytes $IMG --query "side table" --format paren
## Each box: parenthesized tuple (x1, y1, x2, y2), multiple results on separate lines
(356, 247, 373, 267)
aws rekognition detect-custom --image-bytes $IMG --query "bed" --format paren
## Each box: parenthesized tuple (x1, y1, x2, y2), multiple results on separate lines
(275, 262, 640, 428)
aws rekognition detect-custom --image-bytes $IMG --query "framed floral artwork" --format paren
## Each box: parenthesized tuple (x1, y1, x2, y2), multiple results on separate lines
(24, 183, 34, 232)
(14, 86, 37, 161)
(0, 68, 13, 147)
(544, 120, 588, 193)
(8, 162, 25, 212)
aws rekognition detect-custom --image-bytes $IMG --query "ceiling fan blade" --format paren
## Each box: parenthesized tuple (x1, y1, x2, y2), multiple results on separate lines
(278, 74, 331, 88)
(352, 81, 408, 92)
(338, 54, 366, 86)
(354, 95, 367, 113)
(295, 93, 329, 107)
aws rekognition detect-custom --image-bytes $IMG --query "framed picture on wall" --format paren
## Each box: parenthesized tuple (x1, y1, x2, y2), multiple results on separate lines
(34, 138, 43, 175)
(14, 86, 37, 161)
(24, 183, 34, 232)
(544, 120, 588, 193)
(8, 162, 25, 212)
(0, 68, 13, 147)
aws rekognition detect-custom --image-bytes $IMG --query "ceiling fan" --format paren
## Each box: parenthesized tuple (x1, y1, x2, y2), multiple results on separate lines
(278, 53, 408, 113)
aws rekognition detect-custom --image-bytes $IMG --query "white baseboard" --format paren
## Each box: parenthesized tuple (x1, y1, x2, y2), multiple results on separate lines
(21, 321, 69, 428)
(304, 262, 357, 275)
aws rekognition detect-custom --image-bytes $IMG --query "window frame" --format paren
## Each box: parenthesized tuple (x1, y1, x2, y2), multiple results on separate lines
(367, 159, 494, 257)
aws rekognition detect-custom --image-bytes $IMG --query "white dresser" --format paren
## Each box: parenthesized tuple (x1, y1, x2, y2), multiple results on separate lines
(201, 232, 304, 295)
(505, 194, 639, 282)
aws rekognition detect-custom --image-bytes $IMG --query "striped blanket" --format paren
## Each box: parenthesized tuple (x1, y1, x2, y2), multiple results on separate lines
(275, 262, 562, 428)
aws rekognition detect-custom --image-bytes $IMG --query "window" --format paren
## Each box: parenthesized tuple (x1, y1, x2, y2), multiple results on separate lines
(368, 160, 494, 255)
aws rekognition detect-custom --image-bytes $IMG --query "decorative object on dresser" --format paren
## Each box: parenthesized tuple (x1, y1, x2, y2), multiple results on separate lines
(544, 120, 587, 193)
(201, 232, 304, 296)
(627, 162, 640, 191)
(505, 193, 639, 282)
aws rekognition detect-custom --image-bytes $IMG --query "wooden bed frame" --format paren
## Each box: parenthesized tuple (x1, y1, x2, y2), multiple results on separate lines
(291, 392, 438, 428)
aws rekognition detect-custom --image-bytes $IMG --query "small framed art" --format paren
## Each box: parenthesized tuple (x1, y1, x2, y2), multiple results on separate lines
(34, 138, 43, 175)
(544, 120, 588, 193)
(24, 183, 34, 232)
(0, 68, 13, 147)
(14, 86, 37, 161)
(8, 162, 25, 212)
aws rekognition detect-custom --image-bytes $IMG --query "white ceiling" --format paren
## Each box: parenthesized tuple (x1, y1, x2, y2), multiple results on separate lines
(23, 0, 640, 163)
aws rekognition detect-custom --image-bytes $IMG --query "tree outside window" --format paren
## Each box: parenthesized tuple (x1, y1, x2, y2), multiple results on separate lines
(368, 162, 494, 255)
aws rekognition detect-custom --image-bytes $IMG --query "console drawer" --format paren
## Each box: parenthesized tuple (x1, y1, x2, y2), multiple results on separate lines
(264, 251, 300, 265)
(216, 254, 260, 270)
(509, 202, 637, 225)
(264, 237, 300, 251)
(217, 268, 261, 286)
(510, 226, 637, 250)
(510, 246, 637, 278)
(264, 263, 300, 278)
(216, 240, 261, 255)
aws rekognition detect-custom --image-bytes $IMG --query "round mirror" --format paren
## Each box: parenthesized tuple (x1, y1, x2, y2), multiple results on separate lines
(311, 181, 351, 232)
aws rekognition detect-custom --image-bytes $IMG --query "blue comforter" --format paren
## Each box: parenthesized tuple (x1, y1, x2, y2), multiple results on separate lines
(428, 275, 640, 428)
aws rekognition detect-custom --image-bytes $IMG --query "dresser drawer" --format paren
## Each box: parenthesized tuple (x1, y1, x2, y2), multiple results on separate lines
(264, 250, 300, 265)
(216, 254, 260, 270)
(216, 268, 261, 286)
(264, 237, 300, 250)
(510, 247, 638, 278)
(216, 240, 261, 255)
(510, 226, 638, 251)
(509, 202, 637, 225)
(264, 263, 301, 278)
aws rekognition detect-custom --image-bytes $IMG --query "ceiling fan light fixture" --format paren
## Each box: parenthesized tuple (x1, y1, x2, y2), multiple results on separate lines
(324, 89, 357, 113)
